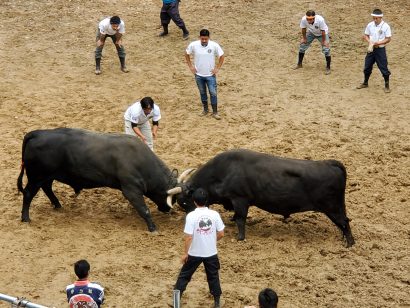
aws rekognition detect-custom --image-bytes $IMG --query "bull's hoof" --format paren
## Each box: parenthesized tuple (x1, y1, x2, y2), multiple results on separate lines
(54, 204, 62, 209)
(345, 237, 355, 248)
(21, 217, 31, 223)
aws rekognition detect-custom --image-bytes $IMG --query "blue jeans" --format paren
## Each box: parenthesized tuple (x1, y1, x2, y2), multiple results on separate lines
(195, 74, 217, 108)
(299, 32, 330, 56)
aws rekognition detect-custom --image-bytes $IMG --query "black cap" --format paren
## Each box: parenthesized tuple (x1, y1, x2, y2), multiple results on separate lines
(192, 188, 208, 206)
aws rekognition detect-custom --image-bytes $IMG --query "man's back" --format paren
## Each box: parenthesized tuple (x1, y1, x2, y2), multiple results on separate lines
(185, 207, 225, 257)
(66, 280, 104, 308)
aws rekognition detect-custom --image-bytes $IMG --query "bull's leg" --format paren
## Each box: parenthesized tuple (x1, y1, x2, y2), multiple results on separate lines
(21, 181, 41, 222)
(41, 180, 62, 209)
(231, 198, 250, 241)
(122, 189, 157, 232)
(325, 213, 355, 247)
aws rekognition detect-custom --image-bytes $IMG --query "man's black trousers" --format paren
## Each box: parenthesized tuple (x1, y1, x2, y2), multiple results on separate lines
(174, 254, 222, 297)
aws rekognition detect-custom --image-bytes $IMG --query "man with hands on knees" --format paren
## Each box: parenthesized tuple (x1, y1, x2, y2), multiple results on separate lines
(124, 97, 161, 151)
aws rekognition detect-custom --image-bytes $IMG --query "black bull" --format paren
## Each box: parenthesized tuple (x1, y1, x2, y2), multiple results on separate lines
(169, 149, 355, 247)
(17, 128, 179, 231)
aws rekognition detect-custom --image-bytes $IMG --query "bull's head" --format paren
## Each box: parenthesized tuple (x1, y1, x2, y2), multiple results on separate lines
(166, 168, 197, 212)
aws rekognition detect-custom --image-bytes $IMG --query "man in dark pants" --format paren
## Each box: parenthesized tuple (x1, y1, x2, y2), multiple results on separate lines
(159, 0, 189, 39)
(95, 16, 129, 75)
(357, 9, 392, 93)
(174, 188, 225, 308)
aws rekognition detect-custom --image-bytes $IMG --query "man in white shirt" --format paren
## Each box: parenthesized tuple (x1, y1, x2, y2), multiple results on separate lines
(124, 97, 161, 151)
(294, 10, 331, 74)
(357, 8, 392, 93)
(185, 29, 225, 120)
(174, 188, 225, 308)
(95, 16, 129, 75)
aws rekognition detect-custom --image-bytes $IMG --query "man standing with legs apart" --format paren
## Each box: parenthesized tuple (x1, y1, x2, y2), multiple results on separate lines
(159, 0, 189, 39)
(174, 188, 225, 308)
(185, 29, 225, 120)
(295, 10, 331, 74)
(357, 9, 392, 93)
(95, 16, 129, 75)
(124, 97, 161, 151)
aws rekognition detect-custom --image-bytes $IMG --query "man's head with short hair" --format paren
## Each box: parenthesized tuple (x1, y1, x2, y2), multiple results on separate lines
(372, 8, 383, 16)
(74, 260, 90, 280)
(192, 188, 208, 206)
(140, 97, 154, 108)
(110, 16, 121, 25)
(258, 288, 278, 308)
(306, 10, 316, 17)
(199, 29, 210, 47)
(305, 10, 316, 24)
(199, 29, 210, 37)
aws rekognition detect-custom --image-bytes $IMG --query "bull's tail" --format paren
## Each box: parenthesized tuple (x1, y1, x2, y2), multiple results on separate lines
(17, 161, 25, 193)
(17, 132, 34, 193)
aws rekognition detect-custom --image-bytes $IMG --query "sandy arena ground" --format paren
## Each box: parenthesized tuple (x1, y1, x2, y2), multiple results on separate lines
(0, 0, 409, 307)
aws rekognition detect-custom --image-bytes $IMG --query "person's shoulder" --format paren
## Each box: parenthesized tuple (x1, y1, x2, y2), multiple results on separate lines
(66, 283, 75, 291)
(99, 17, 109, 24)
(208, 208, 222, 216)
(189, 40, 201, 46)
(88, 282, 104, 291)
(210, 40, 223, 48)
(316, 15, 325, 22)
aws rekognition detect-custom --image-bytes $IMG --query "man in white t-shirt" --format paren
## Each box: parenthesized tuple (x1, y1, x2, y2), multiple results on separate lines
(124, 97, 161, 151)
(294, 10, 331, 74)
(357, 8, 392, 93)
(185, 29, 225, 120)
(95, 16, 129, 75)
(174, 188, 225, 308)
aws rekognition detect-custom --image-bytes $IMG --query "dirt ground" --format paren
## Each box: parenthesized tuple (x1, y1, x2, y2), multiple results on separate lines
(0, 0, 409, 307)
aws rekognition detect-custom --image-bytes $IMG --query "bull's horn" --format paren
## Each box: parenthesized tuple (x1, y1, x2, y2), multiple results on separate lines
(177, 168, 196, 183)
(166, 195, 174, 208)
(167, 187, 182, 195)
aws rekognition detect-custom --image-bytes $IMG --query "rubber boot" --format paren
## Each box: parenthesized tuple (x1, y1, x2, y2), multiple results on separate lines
(294, 52, 304, 69)
(181, 26, 189, 40)
(383, 75, 391, 93)
(95, 58, 101, 75)
(159, 24, 169, 37)
(119, 57, 129, 73)
(357, 73, 370, 89)
(200, 102, 209, 116)
(211, 104, 221, 120)
(325, 56, 331, 74)
(214, 295, 221, 308)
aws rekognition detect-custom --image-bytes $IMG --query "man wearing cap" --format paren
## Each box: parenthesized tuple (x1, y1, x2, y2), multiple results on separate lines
(294, 10, 331, 74)
(124, 97, 161, 151)
(158, 0, 189, 39)
(95, 16, 129, 75)
(174, 188, 225, 308)
(357, 9, 392, 93)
